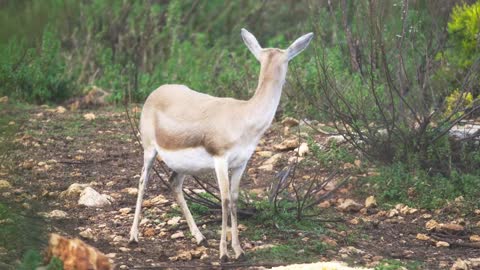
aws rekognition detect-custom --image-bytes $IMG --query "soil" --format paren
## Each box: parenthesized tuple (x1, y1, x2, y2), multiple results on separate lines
(1, 105, 479, 269)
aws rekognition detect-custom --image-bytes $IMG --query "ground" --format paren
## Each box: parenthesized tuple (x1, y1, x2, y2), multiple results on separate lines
(0, 103, 479, 270)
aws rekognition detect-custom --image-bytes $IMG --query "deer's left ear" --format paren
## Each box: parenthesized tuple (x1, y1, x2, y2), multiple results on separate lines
(287, 33, 314, 61)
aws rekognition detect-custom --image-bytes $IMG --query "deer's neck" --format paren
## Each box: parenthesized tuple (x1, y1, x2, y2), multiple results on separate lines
(247, 62, 287, 132)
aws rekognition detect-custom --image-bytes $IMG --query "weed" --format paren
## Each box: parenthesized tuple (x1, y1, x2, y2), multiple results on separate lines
(374, 259, 423, 270)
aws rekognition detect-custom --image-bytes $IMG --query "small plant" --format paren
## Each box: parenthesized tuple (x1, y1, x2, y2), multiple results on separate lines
(18, 250, 63, 270)
(444, 89, 474, 118)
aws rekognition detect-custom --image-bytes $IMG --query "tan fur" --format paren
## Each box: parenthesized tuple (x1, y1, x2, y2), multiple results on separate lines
(45, 233, 112, 270)
(142, 50, 286, 156)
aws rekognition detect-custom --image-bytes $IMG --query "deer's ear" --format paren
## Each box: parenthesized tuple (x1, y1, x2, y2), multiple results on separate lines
(241, 28, 262, 61)
(287, 33, 314, 61)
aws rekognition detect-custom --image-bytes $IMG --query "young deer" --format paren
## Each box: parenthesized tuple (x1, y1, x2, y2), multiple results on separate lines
(129, 28, 313, 261)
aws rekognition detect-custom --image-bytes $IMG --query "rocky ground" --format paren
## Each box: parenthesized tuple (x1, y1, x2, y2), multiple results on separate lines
(1, 104, 480, 269)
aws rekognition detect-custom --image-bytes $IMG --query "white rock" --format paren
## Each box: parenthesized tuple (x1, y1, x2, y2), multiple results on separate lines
(327, 135, 346, 144)
(338, 199, 363, 212)
(118, 207, 132, 215)
(79, 228, 95, 240)
(44, 210, 68, 219)
(297, 143, 309, 157)
(167, 216, 182, 226)
(171, 231, 184, 239)
(60, 183, 90, 199)
(78, 187, 112, 207)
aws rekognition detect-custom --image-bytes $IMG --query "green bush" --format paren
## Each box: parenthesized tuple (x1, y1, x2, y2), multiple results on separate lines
(366, 163, 480, 209)
(446, 1, 480, 69)
(18, 250, 63, 270)
(0, 27, 75, 103)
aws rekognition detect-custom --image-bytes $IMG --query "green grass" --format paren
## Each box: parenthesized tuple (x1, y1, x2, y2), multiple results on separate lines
(0, 102, 54, 268)
(374, 259, 423, 270)
(363, 162, 480, 210)
(249, 238, 329, 264)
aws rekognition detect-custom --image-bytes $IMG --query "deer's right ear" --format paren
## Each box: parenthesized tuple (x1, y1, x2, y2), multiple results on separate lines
(241, 28, 262, 61)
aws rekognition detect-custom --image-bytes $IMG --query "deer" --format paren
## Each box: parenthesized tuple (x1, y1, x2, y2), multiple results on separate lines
(128, 28, 313, 261)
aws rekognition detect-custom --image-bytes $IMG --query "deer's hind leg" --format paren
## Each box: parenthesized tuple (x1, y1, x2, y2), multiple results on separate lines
(129, 147, 157, 243)
(171, 172, 206, 245)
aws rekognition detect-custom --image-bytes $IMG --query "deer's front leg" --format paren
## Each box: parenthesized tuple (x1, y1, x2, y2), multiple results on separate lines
(214, 157, 230, 262)
(230, 162, 247, 259)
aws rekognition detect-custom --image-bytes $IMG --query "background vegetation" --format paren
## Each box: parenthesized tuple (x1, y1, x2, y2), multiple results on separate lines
(1, 0, 479, 267)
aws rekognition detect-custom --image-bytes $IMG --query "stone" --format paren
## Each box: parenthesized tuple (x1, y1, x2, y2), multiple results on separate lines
(118, 207, 131, 215)
(167, 216, 181, 226)
(439, 223, 464, 233)
(79, 228, 95, 240)
(263, 153, 282, 166)
(0, 96, 8, 104)
(318, 201, 331, 208)
(55, 106, 67, 113)
(416, 233, 430, 241)
(78, 187, 112, 207)
(338, 199, 363, 212)
(297, 143, 309, 157)
(281, 117, 300, 127)
(327, 135, 346, 144)
(426, 219, 439, 231)
(119, 247, 130, 252)
(143, 228, 156, 237)
(0, 180, 12, 189)
(60, 183, 90, 199)
(259, 164, 274, 171)
(150, 194, 169, 205)
(273, 138, 300, 151)
(46, 210, 68, 219)
(365, 196, 377, 208)
(257, 151, 273, 158)
(83, 113, 96, 121)
(323, 237, 337, 247)
(436, 241, 450, 247)
(171, 231, 184, 239)
(469, 235, 480, 242)
(169, 250, 192, 261)
(122, 187, 138, 195)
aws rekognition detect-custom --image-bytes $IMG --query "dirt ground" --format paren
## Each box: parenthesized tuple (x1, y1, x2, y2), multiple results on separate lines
(1, 105, 480, 269)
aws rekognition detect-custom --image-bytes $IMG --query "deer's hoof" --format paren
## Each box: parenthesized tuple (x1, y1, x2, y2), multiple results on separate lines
(197, 237, 208, 247)
(220, 254, 229, 263)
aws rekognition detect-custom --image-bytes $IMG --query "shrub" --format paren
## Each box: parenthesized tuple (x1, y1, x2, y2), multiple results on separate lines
(0, 27, 75, 103)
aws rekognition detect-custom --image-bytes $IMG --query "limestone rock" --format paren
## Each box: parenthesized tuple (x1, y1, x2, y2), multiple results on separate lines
(338, 199, 363, 212)
(79, 228, 95, 240)
(60, 183, 90, 199)
(78, 187, 112, 207)
(171, 231, 184, 239)
(436, 241, 450, 247)
(297, 143, 309, 157)
(0, 180, 11, 190)
(43, 210, 68, 219)
(416, 233, 430, 241)
(365, 196, 377, 208)
(257, 151, 273, 158)
(281, 117, 300, 127)
(274, 139, 300, 151)
(83, 113, 96, 121)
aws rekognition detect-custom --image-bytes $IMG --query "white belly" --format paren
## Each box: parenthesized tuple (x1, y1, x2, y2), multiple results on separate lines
(156, 146, 215, 174)
(154, 143, 257, 174)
